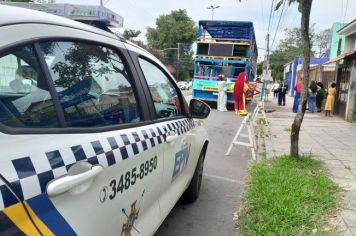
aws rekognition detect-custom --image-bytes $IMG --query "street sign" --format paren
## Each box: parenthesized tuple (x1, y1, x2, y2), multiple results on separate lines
(262, 69, 271, 81)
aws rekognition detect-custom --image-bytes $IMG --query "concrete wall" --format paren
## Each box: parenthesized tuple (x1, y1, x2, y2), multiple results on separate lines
(308, 65, 336, 86)
(330, 23, 346, 59)
(345, 59, 356, 122)
(344, 34, 356, 52)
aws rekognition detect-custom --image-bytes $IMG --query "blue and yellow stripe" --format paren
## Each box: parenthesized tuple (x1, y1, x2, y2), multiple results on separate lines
(1, 194, 76, 236)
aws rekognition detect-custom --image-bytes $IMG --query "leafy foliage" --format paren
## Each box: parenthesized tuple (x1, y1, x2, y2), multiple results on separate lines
(122, 29, 141, 41)
(276, 0, 302, 12)
(257, 62, 263, 77)
(269, 27, 315, 81)
(314, 29, 331, 57)
(146, 9, 197, 81)
(277, 26, 316, 55)
(41, 42, 126, 88)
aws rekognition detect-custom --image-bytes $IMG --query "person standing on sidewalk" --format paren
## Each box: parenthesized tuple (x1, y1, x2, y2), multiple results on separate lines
(265, 84, 271, 101)
(316, 82, 325, 112)
(278, 79, 288, 106)
(217, 74, 228, 112)
(293, 77, 302, 113)
(308, 80, 317, 113)
(325, 82, 337, 117)
(272, 81, 279, 99)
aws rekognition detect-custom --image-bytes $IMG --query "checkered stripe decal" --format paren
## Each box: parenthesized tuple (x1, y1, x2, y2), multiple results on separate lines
(0, 118, 195, 209)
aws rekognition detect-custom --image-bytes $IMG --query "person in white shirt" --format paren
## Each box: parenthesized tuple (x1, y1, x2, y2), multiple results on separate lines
(217, 74, 228, 112)
(271, 82, 280, 99)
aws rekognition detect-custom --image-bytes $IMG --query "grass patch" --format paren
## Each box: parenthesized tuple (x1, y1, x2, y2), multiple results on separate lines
(283, 127, 291, 132)
(238, 156, 340, 236)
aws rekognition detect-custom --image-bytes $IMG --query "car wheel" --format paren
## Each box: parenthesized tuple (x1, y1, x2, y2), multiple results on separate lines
(183, 148, 206, 203)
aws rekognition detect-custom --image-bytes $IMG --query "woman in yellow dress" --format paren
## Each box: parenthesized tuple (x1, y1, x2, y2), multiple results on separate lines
(324, 82, 337, 117)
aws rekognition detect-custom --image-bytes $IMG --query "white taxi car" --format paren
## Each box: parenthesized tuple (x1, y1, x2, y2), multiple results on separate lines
(0, 5, 210, 236)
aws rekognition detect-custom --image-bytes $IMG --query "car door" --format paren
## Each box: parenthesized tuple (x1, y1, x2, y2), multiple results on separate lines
(0, 44, 64, 236)
(134, 56, 200, 219)
(0, 34, 163, 236)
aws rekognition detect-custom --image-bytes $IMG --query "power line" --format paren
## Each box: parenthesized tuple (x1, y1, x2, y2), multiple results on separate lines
(271, 5, 289, 50)
(271, 0, 286, 49)
(340, 0, 344, 23)
(267, 0, 275, 34)
(343, 0, 349, 23)
(271, 4, 299, 52)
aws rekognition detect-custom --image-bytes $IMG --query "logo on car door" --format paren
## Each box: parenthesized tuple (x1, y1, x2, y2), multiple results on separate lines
(172, 144, 191, 181)
(121, 190, 145, 236)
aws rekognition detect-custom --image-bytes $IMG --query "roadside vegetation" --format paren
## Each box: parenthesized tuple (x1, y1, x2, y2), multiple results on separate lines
(238, 156, 340, 236)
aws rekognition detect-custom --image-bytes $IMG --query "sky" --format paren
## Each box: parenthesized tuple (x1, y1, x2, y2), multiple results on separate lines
(57, 0, 356, 60)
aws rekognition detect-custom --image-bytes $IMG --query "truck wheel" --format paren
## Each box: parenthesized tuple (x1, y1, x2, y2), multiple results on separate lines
(183, 149, 206, 203)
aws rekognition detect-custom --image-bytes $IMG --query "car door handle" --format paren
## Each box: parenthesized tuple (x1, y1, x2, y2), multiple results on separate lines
(166, 131, 179, 143)
(47, 165, 103, 197)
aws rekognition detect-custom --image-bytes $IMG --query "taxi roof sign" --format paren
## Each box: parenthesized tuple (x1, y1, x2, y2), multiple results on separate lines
(0, 2, 123, 28)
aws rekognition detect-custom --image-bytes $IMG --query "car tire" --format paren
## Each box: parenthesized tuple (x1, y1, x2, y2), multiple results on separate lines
(183, 148, 206, 203)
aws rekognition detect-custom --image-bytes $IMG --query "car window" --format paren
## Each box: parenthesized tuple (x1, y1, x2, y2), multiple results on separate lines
(40, 41, 140, 127)
(0, 45, 59, 128)
(138, 58, 182, 119)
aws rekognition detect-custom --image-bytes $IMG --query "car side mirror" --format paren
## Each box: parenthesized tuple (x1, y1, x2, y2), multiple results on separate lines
(189, 98, 210, 119)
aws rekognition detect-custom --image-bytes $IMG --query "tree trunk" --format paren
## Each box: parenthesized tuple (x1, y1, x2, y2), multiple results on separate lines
(290, 0, 313, 159)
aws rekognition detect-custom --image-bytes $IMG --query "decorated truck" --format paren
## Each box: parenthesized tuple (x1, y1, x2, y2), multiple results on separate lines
(192, 20, 258, 104)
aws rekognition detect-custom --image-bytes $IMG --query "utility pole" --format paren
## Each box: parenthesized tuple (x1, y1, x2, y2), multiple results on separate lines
(266, 33, 270, 75)
(261, 33, 270, 101)
(177, 43, 181, 81)
(159, 44, 183, 80)
(207, 5, 220, 20)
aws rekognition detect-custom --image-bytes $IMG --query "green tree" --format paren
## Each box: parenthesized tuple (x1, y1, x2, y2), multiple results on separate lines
(276, 0, 313, 159)
(269, 26, 316, 83)
(314, 28, 331, 57)
(122, 29, 141, 41)
(257, 62, 263, 77)
(40, 42, 126, 88)
(146, 9, 197, 81)
(130, 40, 165, 62)
(277, 26, 315, 57)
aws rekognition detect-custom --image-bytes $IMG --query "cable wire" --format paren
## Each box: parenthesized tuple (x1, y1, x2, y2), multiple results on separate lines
(0, 174, 43, 236)
(271, 5, 290, 50)
(343, 0, 349, 23)
(267, 0, 275, 34)
(271, 0, 286, 49)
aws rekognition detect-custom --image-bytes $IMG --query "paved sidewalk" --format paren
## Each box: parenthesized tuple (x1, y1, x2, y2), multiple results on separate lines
(260, 94, 356, 235)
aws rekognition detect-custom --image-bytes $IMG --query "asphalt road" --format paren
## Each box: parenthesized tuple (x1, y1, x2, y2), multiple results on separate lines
(155, 107, 252, 236)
